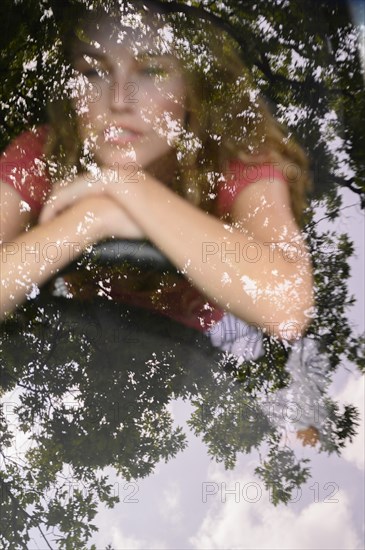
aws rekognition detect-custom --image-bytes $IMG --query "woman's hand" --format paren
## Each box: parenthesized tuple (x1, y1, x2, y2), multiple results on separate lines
(38, 165, 145, 225)
(39, 172, 146, 240)
(88, 195, 146, 240)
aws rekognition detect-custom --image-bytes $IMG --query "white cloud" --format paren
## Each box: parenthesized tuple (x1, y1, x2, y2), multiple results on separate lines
(159, 480, 183, 525)
(108, 527, 168, 549)
(190, 465, 362, 550)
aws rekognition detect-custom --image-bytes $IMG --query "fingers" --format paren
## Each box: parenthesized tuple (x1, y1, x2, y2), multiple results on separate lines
(39, 192, 70, 224)
(38, 167, 143, 225)
(39, 181, 91, 224)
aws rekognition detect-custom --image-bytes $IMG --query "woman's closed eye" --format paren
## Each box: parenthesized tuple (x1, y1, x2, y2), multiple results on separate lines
(82, 67, 109, 80)
(138, 65, 169, 78)
(77, 54, 111, 80)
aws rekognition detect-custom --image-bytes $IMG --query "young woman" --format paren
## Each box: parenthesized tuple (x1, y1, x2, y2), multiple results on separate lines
(0, 1, 314, 361)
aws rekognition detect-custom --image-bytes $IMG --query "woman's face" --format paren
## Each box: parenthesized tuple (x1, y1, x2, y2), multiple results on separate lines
(70, 13, 187, 169)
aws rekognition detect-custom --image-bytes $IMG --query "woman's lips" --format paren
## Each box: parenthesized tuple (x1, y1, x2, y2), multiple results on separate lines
(104, 126, 142, 145)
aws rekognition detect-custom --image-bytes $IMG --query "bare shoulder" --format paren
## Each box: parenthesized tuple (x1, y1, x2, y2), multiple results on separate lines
(229, 176, 302, 243)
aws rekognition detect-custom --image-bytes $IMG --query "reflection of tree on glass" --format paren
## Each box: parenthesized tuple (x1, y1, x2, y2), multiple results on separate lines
(0, 1, 363, 547)
(0, 299, 359, 546)
(0, 0, 314, 348)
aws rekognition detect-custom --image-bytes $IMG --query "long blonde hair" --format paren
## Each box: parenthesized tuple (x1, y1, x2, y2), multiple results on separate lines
(46, 1, 312, 225)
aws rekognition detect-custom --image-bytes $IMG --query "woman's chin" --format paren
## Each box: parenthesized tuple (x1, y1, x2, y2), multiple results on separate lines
(93, 142, 178, 180)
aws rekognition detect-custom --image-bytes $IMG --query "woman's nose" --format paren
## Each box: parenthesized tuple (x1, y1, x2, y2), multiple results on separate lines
(109, 68, 139, 111)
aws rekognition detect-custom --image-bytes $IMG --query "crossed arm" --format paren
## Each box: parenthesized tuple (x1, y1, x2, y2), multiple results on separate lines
(0, 166, 314, 338)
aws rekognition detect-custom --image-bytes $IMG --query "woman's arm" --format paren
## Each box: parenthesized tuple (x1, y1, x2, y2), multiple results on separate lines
(0, 182, 143, 320)
(39, 167, 314, 340)
(106, 171, 314, 340)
